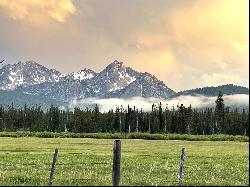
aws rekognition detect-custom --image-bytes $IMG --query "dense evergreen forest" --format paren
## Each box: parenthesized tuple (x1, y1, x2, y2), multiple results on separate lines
(0, 92, 248, 136)
(173, 84, 249, 97)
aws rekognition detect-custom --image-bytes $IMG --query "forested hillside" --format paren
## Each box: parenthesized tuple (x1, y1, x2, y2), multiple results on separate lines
(0, 90, 66, 110)
(173, 84, 249, 97)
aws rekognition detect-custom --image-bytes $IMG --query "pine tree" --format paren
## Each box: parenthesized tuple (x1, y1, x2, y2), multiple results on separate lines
(242, 108, 248, 136)
(186, 105, 193, 134)
(93, 104, 101, 132)
(215, 92, 225, 134)
(0, 105, 4, 131)
(177, 104, 186, 134)
(158, 102, 164, 132)
(114, 106, 120, 132)
(0, 118, 3, 131)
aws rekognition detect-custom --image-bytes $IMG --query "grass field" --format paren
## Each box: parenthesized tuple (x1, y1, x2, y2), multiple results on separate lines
(0, 131, 248, 142)
(0, 138, 248, 186)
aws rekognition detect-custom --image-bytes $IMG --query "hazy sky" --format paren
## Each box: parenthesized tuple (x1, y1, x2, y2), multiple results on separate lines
(0, 0, 249, 91)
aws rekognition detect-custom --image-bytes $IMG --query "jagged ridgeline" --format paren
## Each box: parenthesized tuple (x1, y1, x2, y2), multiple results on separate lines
(0, 60, 249, 111)
(0, 60, 175, 101)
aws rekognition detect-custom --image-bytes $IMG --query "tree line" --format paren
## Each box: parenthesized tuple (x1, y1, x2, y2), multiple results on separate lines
(0, 92, 248, 136)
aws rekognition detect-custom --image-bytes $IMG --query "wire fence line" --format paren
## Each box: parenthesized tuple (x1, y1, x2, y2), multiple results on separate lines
(0, 140, 186, 186)
(49, 140, 186, 186)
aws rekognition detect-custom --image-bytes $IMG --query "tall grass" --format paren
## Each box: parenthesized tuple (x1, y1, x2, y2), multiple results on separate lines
(0, 137, 248, 186)
(0, 131, 248, 142)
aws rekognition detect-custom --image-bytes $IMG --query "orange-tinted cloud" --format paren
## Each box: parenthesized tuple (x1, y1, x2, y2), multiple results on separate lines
(169, 0, 249, 64)
(0, 0, 248, 91)
(0, 0, 76, 23)
(201, 73, 243, 87)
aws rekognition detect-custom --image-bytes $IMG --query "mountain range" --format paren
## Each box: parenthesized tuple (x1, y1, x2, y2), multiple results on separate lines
(0, 60, 249, 110)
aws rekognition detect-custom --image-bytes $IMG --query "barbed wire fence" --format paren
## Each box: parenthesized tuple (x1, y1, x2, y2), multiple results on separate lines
(49, 140, 186, 186)
(0, 140, 186, 186)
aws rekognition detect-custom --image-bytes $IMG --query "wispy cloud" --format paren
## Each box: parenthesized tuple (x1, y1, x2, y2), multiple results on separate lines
(69, 94, 249, 112)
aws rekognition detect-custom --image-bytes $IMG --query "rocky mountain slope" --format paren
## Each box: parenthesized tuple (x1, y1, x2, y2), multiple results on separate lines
(0, 60, 248, 107)
(0, 61, 61, 90)
(1, 60, 175, 101)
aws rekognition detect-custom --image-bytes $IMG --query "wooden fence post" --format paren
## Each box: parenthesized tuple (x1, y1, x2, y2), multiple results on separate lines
(112, 140, 121, 186)
(48, 148, 58, 186)
(177, 148, 186, 186)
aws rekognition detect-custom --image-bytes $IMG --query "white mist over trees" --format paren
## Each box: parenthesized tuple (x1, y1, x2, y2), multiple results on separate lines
(0, 93, 248, 136)
(69, 94, 249, 113)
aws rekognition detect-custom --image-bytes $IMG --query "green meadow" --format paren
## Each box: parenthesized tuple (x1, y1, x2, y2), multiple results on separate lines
(0, 137, 248, 186)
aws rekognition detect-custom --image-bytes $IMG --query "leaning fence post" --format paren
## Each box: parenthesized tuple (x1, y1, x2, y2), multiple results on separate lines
(112, 140, 121, 186)
(48, 148, 58, 186)
(177, 148, 186, 186)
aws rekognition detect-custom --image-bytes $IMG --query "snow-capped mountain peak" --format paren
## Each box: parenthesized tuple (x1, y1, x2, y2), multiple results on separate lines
(90, 60, 140, 94)
(0, 61, 99, 90)
(0, 61, 61, 90)
(1, 60, 177, 101)
(107, 60, 124, 70)
(109, 71, 176, 98)
(70, 69, 97, 81)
